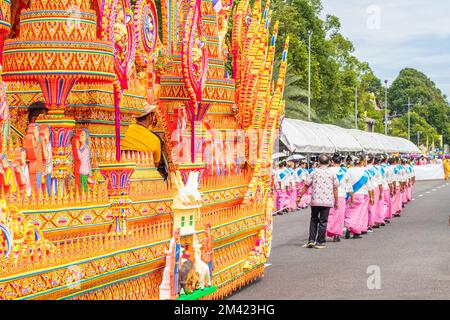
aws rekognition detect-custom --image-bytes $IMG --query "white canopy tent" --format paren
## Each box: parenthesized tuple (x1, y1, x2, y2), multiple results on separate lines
(321, 124, 363, 152)
(280, 118, 420, 154)
(346, 129, 384, 154)
(280, 119, 335, 154)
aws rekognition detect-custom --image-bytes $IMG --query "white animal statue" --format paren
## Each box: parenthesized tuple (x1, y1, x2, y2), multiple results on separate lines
(193, 240, 211, 290)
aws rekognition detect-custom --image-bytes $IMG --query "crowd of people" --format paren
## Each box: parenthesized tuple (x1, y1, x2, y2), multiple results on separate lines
(272, 153, 416, 249)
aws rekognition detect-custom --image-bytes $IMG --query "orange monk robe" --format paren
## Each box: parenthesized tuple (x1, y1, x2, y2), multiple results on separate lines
(120, 124, 161, 163)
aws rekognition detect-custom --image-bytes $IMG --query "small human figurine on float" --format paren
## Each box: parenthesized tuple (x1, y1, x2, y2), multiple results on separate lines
(202, 223, 214, 279)
(0, 153, 17, 196)
(0, 81, 9, 154)
(159, 227, 182, 299)
(25, 123, 43, 194)
(40, 125, 53, 196)
(13, 147, 31, 198)
(172, 227, 181, 297)
(73, 128, 92, 194)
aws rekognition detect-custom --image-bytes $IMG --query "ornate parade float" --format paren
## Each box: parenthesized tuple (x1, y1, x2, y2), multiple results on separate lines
(0, 0, 287, 300)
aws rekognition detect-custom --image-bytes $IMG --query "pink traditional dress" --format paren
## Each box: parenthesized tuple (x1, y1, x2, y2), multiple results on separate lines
(366, 165, 378, 228)
(406, 165, 414, 201)
(392, 164, 403, 215)
(344, 167, 373, 235)
(298, 169, 312, 208)
(401, 165, 409, 205)
(287, 167, 298, 212)
(381, 163, 393, 220)
(274, 168, 289, 212)
(295, 167, 307, 208)
(326, 166, 350, 238)
(370, 165, 385, 225)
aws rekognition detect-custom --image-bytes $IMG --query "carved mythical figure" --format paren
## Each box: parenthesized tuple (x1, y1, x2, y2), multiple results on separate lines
(0, 81, 9, 153)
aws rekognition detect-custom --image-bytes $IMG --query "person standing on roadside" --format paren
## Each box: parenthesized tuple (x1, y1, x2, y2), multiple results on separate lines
(299, 154, 339, 249)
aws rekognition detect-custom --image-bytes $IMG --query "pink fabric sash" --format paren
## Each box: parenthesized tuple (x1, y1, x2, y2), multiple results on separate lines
(327, 197, 346, 237)
(344, 194, 369, 235)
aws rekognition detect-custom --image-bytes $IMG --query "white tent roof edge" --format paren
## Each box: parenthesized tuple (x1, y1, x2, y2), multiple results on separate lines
(280, 118, 421, 154)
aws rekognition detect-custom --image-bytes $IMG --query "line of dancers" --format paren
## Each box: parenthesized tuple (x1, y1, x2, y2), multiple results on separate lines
(273, 153, 415, 244)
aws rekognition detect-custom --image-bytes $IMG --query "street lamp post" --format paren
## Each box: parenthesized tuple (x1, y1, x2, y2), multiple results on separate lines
(417, 131, 422, 146)
(308, 30, 312, 122)
(354, 87, 358, 129)
(384, 80, 388, 135)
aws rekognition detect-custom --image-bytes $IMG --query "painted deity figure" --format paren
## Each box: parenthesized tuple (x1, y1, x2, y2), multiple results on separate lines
(217, 5, 231, 58)
(13, 147, 31, 198)
(25, 123, 43, 194)
(192, 35, 205, 78)
(0, 153, 17, 196)
(73, 128, 92, 194)
(0, 82, 9, 154)
(40, 125, 53, 196)
(113, 3, 129, 62)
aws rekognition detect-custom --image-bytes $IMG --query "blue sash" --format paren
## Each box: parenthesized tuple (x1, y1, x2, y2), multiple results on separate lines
(308, 168, 315, 174)
(375, 165, 384, 177)
(279, 170, 287, 180)
(366, 167, 376, 177)
(296, 168, 304, 177)
(346, 172, 369, 200)
(336, 167, 347, 182)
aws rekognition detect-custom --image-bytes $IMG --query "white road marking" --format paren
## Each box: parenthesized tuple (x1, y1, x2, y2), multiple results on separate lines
(432, 189, 437, 192)
(418, 194, 423, 197)
(426, 191, 431, 194)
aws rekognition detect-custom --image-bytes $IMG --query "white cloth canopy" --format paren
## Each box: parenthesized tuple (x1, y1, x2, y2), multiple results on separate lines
(280, 118, 420, 154)
(280, 119, 335, 153)
(321, 124, 363, 152)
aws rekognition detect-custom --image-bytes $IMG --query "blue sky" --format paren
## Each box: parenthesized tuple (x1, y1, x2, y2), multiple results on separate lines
(321, 0, 450, 99)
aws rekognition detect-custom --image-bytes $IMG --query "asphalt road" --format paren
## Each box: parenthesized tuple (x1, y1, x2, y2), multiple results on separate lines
(230, 180, 450, 300)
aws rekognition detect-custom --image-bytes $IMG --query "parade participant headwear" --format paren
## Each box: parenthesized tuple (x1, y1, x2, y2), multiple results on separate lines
(134, 101, 158, 119)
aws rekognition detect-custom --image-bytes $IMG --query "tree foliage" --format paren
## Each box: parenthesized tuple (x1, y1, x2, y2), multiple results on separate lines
(267, 0, 383, 131)
(388, 68, 450, 146)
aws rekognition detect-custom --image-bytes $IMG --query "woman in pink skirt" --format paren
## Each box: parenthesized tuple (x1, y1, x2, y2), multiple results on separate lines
(372, 157, 386, 228)
(366, 155, 379, 232)
(326, 155, 350, 242)
(298, 164, 312, 209)
(344, 155, 374, 239)
(380, 156, 393, 223)
(286, 161, 298, 212)
(274, 161, 290, 214)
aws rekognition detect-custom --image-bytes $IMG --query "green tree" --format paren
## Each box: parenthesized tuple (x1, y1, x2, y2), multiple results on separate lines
(388, 68, 450, 145)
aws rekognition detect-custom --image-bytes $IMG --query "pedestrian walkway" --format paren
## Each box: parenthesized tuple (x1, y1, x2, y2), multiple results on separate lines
(230, 180, 450, 300)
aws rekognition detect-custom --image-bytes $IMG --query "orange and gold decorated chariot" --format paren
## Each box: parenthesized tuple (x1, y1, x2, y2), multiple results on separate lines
(0, 0, 288, 300)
